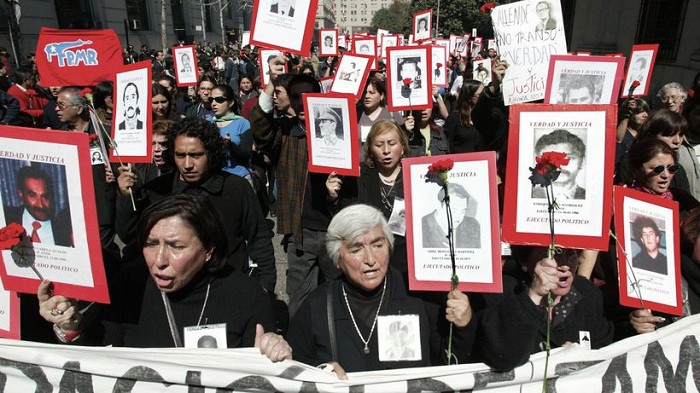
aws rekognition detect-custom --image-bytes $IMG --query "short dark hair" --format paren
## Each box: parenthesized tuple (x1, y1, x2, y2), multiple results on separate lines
(626, 138, 677, 186)
(138, 194, 228, 273)
(632, 215, 660, 243)
(123, 82, 139, 102)
(535, 129, 586, 158)
(637, 109, 688, 139)
(164, 117, 226, 171)
(16, 166, 53, 197)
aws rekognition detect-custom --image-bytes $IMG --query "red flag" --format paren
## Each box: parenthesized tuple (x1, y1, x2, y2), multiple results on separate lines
(36, 27, 123, 87)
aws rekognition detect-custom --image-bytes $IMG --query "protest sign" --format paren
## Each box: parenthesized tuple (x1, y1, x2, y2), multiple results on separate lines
(491, 0, 568, 105)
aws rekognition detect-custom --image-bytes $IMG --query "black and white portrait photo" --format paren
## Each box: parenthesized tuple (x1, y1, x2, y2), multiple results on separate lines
(531, 129, 587, 200)
(422, 183, 481, 249)
(314, 106, 344, 146)
(534, 0, 557, 31)
(557, 74, 603, 104)
(118, 82, 143, 131)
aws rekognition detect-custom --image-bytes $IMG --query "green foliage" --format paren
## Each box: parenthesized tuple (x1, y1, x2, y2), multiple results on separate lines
(409, 0, 517, 38)
(370, 0, 414, 36)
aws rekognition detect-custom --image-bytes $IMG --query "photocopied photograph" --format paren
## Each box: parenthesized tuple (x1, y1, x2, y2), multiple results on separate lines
(113, 62, 152, 161)
(319, 29, 338, 57)
(545, 55, 626, 105)
(621, 44, 659, 98)
(412, 10, 432, 42)
(329, 53, 372, 98)
(386, 46, 432, 112)
(615, 186, 682, 316)
(250, 0, 316, 55)
(0, 126, 110, 303)
(172, 45, 198, 86)
(502, 104, 616, 251)
(304, 93, 360, 176)
(402, 152, 502, 293)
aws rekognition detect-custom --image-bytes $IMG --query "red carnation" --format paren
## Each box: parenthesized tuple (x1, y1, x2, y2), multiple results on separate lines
(536, 151, 570, 169)
(0, 223, 26, 250)
(428, 158, 454, 173)
(80, 87, 93, 97)
(630, 80, 640, 89)
(402, 78, 413, 87)
(436, 63, 443, 69)
(480, 2, 497, 13)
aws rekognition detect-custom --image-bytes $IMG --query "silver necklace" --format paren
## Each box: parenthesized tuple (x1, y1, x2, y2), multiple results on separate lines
(161, 282, 211, 347)
(341, 278, 387, 355)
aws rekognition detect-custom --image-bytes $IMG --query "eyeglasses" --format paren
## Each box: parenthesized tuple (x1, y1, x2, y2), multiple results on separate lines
(209, 96, 229, 103)
(661, 95, 680, 102)
(56, 101, 76, 110)
(650, 164, 680, 174)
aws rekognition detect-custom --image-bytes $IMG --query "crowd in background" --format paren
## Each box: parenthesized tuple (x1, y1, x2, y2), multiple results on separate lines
(1, 34, 700, 376)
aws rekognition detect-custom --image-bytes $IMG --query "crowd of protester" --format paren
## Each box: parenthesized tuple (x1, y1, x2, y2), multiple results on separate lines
(1, 34, 699, 377)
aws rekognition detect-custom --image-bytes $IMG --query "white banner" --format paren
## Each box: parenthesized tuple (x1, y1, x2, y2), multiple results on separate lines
(491, 0, 568, 105)
(0, 315, 699, 391)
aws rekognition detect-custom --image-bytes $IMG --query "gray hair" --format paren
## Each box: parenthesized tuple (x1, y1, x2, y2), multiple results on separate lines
(326, 204, 394, 265)
(657, 82, 687, 100)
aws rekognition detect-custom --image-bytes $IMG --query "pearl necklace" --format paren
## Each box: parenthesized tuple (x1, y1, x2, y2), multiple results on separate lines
(341, 278, 387, 355)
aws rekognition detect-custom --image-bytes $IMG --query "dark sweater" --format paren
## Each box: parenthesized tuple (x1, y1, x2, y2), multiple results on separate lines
(83, 262, 275, 347)
(477, 275, 613, 371)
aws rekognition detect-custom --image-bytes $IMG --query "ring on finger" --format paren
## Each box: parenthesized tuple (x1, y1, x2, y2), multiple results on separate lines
(51, 308, 63, 316)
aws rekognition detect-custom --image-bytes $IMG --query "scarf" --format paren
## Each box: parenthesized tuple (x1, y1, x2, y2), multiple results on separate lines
(631, 183, 674, 200)
(214, 112, 242, 122)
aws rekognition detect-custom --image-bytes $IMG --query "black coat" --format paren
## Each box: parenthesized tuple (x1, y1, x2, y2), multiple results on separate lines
(287, 268, 475, 371)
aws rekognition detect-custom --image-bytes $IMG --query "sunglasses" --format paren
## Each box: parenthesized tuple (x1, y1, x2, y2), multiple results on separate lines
(208, 96, 229, 103)
(650, 164, 680, 174)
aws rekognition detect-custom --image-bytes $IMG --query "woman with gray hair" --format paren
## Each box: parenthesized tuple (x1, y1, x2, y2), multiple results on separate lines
(657, 82, 687, 113)
(286, 204, 474, 378)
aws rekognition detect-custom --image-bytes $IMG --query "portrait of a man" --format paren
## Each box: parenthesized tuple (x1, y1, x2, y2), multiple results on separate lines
(180, 53, 193, 73)
(631, 215, 668, 275)
(535, 1, 557, 31)
(626, 56, 648, 88)
(358, 44, 371, 54)
(531, 129, 586, 200)
(339, 62, 360, 82)
(314, 107, 344, 146)
(559, 75, 601, 104)
(3, 165, 73, 247)
(383, 320, 417, 360)
(397, 57, 422, 90)
(118, 82, 143, 130)
(270, 0, 296, 17)
(422, 183, 481, 248)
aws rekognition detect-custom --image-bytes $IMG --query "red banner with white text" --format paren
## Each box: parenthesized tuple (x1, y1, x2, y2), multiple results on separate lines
(36, 27, 123, 87)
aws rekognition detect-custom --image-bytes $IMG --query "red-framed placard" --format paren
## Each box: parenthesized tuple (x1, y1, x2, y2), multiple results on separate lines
(380, 35, 400, 58)
(403, 152, 502, 292)
(385, 45, 433, 112)
(0, 283, 19, 340)
(501, 104, 616, 251)
(613, 186, 682, 316)
(319, 28, 339, 57)
(111, 60, 153, 164)
(412, 10, 432, 43)
(259, 49, 288, 88)
(249, 0, 318, 56)
(431, 45, 448, 88)
(329, 53, 374, 99)
(544, 55, 626, 105)
(303, 93, 360, 177)
(353, 36, 377, 70)
(621, 44, 659, 98)
(0, 126, 110, 303)
(171, 45, 199, 87)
